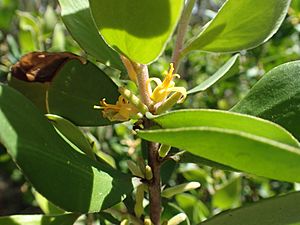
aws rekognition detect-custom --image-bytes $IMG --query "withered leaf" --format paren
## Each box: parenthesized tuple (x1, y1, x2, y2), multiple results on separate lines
(11, 52, 85, 82)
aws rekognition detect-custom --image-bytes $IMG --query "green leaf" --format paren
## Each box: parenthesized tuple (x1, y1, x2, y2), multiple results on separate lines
(182, 0, 291, 55)
(232, 61, 300, 141)
(187, 54, 239, 94)
(0, 0, 18, 30)
(58, 0, 124, 71)
(139, 110, 300, 182)
(47, 59, 119, 126)
(0, 85, 133, 213)
(17, 12, 39, 54)
(43, 6, 58, 32)
(51, 23, 66, 51)
(181, 167, 210, 186)
(291, 0, 300, 13)
(0, 214, 78, 225)
(33, 190, 65, 215)
(178, 151, 237, 171)
(161, 202, 190, 225)
(8, 76, 49, 113)
(201, 192, 300, 225)
(212, 176, 241, 210)
(18, 30, 37, 54)
(89, 0, 184, 64)
(150, 109, 299, 147)
(175, 194, 209, 224)
(46, 114, 95, 159)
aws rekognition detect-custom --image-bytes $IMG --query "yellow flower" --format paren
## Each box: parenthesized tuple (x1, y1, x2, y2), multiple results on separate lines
(97, 96, 141, 122)
(148, 63, 186, 104)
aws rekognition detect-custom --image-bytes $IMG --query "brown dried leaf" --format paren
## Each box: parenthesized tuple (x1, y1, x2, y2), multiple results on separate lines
(11, 52, 85, 82)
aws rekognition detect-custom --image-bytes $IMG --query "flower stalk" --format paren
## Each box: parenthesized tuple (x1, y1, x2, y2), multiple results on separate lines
(132, 63, 152, 108)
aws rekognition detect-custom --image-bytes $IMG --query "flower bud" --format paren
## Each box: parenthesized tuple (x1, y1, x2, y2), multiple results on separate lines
(145, 165, 153, 180)
(156, 92, 184, 114)
(134, 184, 146, 217)
(144, 216, 153, 225)
(161, 182, 201, 198)
(120, 219, 129, 225)
(167, 213, 187, 225)
(158, 144, 171, 158)
(119, 87, 148, 114)
(120, 55, 137, 83)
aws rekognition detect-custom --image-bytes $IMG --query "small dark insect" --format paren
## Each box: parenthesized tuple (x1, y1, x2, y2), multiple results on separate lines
(11, 51, 84, 83)
(133, 119, 144, 130)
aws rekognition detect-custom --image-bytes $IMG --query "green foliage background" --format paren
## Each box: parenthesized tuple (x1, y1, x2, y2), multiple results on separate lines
(0, 0, 300, 224)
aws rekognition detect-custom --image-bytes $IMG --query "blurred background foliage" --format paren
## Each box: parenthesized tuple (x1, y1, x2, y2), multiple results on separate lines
(0, 0, 300, 224)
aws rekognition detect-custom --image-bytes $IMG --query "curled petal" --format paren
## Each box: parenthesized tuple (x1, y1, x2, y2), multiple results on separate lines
(95, 96, 141, 122)
(167, 87, 187, 103)
(148, 63, 186, 105)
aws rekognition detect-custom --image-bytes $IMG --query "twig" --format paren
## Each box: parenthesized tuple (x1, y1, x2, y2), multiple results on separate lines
(172, 0, 196, 71)
(146, 139, 161, 225)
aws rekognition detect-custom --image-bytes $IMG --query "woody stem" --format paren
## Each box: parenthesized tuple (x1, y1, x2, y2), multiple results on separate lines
(133, 63, 161, 224)
(145, 121, 161, 225)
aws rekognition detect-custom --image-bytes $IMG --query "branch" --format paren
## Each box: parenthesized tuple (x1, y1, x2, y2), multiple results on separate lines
(172, 0, 196, 71)
(147, 140, 161, 225)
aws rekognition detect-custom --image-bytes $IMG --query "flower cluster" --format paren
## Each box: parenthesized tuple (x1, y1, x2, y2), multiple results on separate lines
(148, 63, 186, 106)
(97, 96, 141, 122)
(96, 63, 186, 122)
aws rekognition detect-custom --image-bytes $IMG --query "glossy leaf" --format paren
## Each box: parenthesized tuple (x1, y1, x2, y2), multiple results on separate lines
(182, 0, 291, 55)
(8, 76, 49, 113)
(201, 192, 300, 225)
(150, 109, 299, 147)
(46, 114, 95, 159)
(232, 61, 300, 140)
(47, 59, 119, 126)
(188, 54, 239, 94)
(89, 0, 184, 64)
(0, 214, 78, 225)
(0, 85, 133, 213)
(139, 110, 300, 182)
(150, 109, 300, 171)
(58, 0, 124, 71)
(179, 151, 237, 171)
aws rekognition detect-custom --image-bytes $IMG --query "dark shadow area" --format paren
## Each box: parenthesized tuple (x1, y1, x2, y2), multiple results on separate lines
(0, 145, 42, 216)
